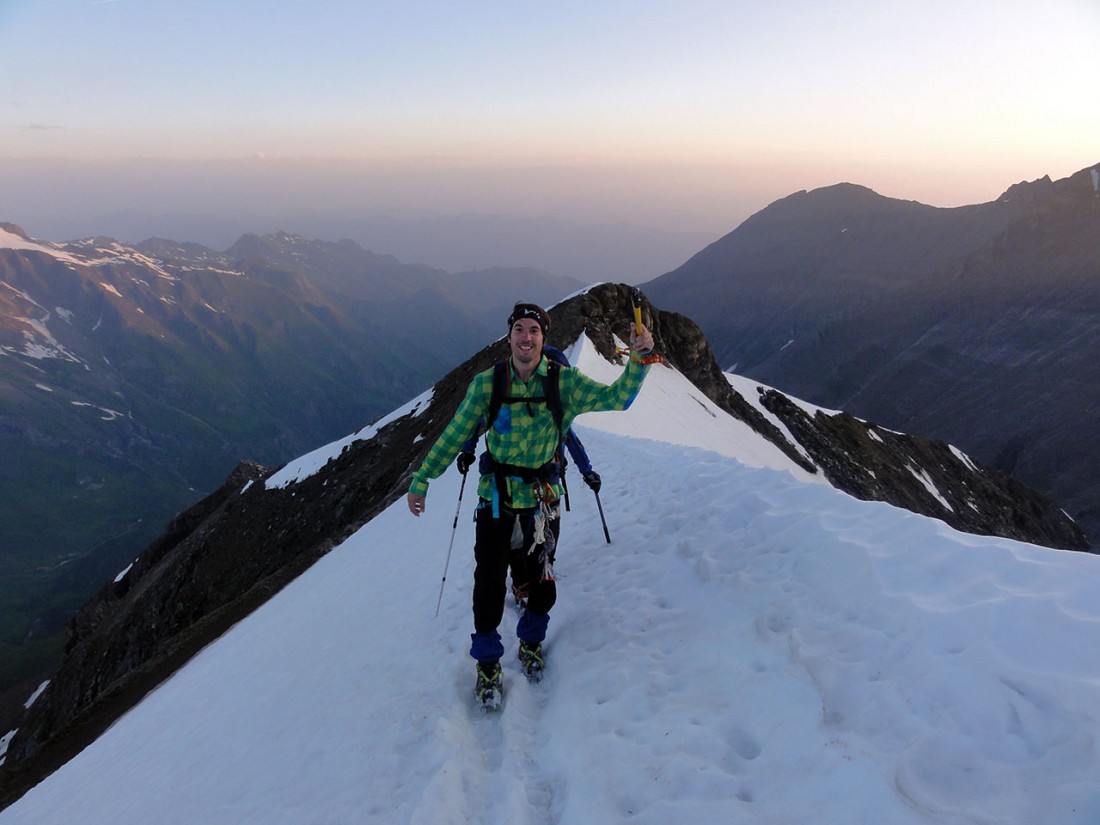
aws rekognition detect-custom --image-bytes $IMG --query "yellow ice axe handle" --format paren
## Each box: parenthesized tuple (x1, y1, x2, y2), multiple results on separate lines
(633, 303, 643, 334)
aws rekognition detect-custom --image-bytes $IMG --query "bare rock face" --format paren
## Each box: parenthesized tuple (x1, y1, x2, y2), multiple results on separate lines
(755, 390, 1087, 549)
(0, 283, 1086, 808)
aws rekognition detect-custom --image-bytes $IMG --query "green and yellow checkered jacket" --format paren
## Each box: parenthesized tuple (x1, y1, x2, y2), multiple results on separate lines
(409, 352, 649, 510)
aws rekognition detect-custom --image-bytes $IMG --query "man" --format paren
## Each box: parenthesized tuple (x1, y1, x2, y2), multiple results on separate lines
(407, 301, 655, 709)
(455, 343, 602, 610)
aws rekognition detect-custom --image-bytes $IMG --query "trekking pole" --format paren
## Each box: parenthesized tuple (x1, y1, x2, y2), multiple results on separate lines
(594, 488, 611, 544)
(434, 469, 468, 617)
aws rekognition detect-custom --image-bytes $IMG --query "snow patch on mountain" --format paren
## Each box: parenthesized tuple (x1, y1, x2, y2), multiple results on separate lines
(70, 401, 125, 422)
(908, 463, 953, 511)
(2, 306, 86, 366)
(265, 388, 436, 489)
(0, 227, 84, 266)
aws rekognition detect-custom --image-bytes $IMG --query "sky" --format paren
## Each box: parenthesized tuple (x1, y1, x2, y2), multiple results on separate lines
(1, 0, 1098, 267)
(2, 331, 1098, 823)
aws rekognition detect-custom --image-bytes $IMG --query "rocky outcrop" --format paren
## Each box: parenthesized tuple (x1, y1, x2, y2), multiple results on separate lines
(0, 284, 1085, 810)
(756, 390, 1086, 549)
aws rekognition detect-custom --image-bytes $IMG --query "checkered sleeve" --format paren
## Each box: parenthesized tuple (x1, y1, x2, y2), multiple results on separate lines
(562, 353, 649, 426)
(408, 369, 492, 497)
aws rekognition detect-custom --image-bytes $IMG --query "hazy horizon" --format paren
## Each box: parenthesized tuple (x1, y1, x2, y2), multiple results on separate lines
(3, 155, 1094, 284)
(2, 0, 1097, 277)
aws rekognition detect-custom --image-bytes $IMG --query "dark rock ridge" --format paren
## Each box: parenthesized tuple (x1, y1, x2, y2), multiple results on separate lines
(756, 390, 1084, 548)
(0, 284, 1085, 809)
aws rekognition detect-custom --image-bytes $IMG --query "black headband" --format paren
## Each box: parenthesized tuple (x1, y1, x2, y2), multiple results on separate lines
(507, 302, 550, 333)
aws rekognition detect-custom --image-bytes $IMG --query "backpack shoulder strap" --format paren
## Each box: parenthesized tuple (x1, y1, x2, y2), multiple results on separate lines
(487, 356, 563, 437)
(545, 359, 563, 437)
(487, 359, 509, 430)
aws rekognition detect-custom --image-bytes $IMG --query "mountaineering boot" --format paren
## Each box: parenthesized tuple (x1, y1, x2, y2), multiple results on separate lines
(474, 661, 503, 711)
(518, 641, 544, 684)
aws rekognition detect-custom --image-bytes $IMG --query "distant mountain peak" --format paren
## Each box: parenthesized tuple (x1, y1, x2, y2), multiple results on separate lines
(0, 222, 32, 241)
(645, 161, 1100, 549)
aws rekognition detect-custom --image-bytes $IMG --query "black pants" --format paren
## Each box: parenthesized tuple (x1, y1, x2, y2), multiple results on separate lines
(470, 501, 560, 661)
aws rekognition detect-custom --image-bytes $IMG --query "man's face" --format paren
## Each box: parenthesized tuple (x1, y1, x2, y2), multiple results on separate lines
(509, 318, 543, 367)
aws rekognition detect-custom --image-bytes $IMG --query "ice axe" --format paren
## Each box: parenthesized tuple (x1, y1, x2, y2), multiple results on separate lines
(631, 286, 644, 335)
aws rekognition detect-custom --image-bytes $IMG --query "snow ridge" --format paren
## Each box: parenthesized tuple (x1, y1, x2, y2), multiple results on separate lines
(2, 339, 1098, 824)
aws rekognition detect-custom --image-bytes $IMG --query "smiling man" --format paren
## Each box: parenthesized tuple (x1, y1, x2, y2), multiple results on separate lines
(407, 300, 655, 710)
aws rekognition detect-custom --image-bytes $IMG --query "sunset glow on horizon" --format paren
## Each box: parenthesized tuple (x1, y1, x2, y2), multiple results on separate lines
(1, 0, 1097, 239)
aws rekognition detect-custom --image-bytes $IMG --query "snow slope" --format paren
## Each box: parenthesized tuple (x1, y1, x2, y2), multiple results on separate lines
(2, 339, 1099, 824)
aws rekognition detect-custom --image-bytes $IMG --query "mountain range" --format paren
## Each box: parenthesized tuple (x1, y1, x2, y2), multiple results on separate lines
(644, 162, 1100, 548)
(2, 160, 1095, 765)
(0, 284, 1092, 820)
(0, 223, 581, 717)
